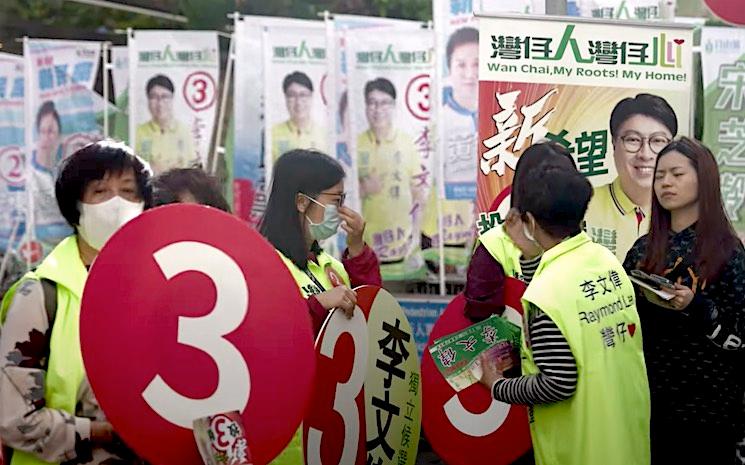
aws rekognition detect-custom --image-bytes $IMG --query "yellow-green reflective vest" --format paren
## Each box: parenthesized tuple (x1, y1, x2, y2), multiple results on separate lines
(521, 233, 650, 465)
(478, 224, 523, 279)
(1, 236, 87, 465)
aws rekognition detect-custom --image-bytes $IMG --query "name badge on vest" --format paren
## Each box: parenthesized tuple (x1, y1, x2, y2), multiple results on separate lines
(324, 265, 343, 288)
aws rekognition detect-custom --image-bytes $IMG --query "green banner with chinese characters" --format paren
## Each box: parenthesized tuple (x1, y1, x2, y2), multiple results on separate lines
(702, 27, 745, 241)
(477, 16, 694, 263)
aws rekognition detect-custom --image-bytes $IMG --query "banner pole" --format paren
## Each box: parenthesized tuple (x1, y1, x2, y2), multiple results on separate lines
(102, 41, 110, 138)
(210, 33, 235, 175)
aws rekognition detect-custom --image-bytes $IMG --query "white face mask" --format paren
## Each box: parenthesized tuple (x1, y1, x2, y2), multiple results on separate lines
(77, 196, 144, 251)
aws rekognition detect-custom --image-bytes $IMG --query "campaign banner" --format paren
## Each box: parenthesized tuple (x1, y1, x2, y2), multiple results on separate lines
(0, 52, 26, 285)
(24, 39, 102, 260)
(128, 30, 219, 174)
(111, 45, 129, 143)
(233, 17, 323, 225)
(701, 27, 745, 241)
(425, 0, 546, 269)
(263, 25, 329, 180)
(577, 0, 662, 20)
(347, 29, 434, 281)
(477, 16, 693, 263)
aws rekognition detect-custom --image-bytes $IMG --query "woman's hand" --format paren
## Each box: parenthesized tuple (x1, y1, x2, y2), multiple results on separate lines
(478, 353, 511, 389)
(315, 286, 357, 318)
(340, 207, 366, 257)
(669, 283, 695, 311)
(503, 209, 541, 259)
(641, 283, 694, 311)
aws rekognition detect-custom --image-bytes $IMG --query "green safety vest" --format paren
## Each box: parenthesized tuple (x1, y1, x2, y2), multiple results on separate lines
(1, 236, 87, 465)
(277, 249, 351, 298)
(478, 224, 523, 279)
(520, 232, 650, 465)
(270, 249, 350, 465)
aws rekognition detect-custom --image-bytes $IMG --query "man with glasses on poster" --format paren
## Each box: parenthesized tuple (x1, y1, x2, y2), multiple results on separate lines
(271, 71, 326, 162)
(135, 74, 196, 174)
(584, 93, 678, 262)
(357, 78, 423, 269)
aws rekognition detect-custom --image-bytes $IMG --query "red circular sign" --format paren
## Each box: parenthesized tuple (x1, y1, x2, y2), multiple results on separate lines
(704, 0, 745, 26)
(405, 74, 431, 121)
(304, 286, 421, 465)
(421, 281, 532, 465)
(19, 240, 42, 264)
(80, 204, 315, 465)
(0, 146, 25, 187)
(183, 71, 217, 112)
(303, 287, 375, 465)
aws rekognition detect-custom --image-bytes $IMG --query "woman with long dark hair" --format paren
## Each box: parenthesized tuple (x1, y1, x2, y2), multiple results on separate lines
(624, 137, 745, 464)
(260, 149, 381, 336)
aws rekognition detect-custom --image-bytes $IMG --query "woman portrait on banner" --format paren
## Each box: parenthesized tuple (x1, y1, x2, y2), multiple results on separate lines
(479, 158, 651, 465)
(421, 27, 480, 274)
(27, 101, 73, 246)
(584, 93, 678, 262)
(623, 137, 745, 464)
(357, 77, 425, 277)
(0, 141, 150, 464)
(259, 149, 381, 465)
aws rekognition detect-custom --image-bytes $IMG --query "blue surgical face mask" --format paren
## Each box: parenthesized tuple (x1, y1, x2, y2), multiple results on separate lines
(302, 194, 342, 241)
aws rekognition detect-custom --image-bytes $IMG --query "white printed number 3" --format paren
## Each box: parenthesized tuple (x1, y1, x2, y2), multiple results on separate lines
(307, 308, 368, 465)
(142, 241, 251, 428)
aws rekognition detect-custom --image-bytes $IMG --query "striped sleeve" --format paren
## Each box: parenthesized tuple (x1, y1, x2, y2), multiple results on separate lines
(519, 255, 541, 284)
(492, 308, 577, 405)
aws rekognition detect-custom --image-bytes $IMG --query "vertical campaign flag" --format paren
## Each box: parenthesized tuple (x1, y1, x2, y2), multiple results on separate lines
(233, 17, 323, 225)
(348, 29, 435, 281)
(577, 0, 662, 20)
(24, 39, 102, 260)
(328, 15, 422, 257)
(427, 0, 545, 269)
(129, 30, 219, 174)
(111, 46, 129, 143)
(331, 15, 422, 214)
(477, 16, 693, 263)
(263, 25, 329, 182)
(0, 52, 26, 277)
(702, 27, 745, 241)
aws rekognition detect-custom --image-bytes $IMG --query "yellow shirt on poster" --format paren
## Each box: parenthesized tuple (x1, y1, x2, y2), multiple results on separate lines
(584, 177, 650, 263)
(357, 129, 419, 263)
(135, 120, 195, 174)
(271, 120, 326, 162)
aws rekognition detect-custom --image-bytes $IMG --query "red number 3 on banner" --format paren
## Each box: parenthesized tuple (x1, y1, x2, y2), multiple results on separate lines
(183, 71, 216, 112)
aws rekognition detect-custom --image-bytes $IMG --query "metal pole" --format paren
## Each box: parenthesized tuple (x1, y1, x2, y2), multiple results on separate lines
(211, 34, 235, 175)
(102, 41, 110, 138)
(64, 0, 188, 23)
(545, 0, 568, 15)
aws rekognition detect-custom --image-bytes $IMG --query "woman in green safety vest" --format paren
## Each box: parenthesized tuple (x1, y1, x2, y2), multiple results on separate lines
(623, 137, 745, 464)
(259, 149, 381, 465)
(479, 159, 651, 465)
(0, 141, 151, 464)
(465, 142, 576, 322)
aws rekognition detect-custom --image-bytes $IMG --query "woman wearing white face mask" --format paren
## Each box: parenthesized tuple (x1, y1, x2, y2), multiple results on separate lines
(0, 141, 150, 465)
(260, 149, 382, 337)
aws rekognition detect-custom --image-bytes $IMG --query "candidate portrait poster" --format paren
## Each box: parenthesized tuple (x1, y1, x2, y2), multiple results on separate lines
(129, 30, 219, 174)
(477, 16, 693, 263)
